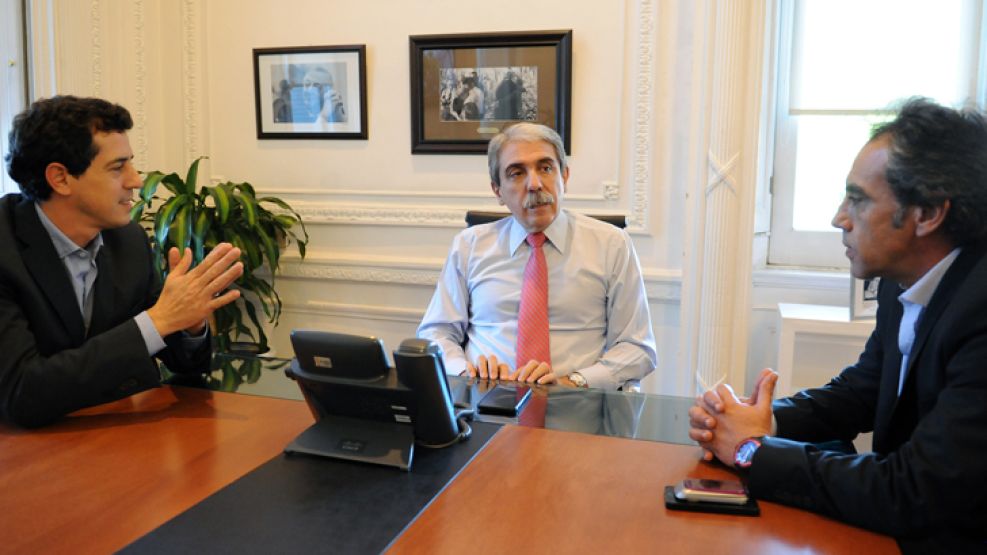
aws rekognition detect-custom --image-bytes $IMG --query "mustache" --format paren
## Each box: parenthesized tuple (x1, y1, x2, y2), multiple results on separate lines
(522, 190, 555, 209)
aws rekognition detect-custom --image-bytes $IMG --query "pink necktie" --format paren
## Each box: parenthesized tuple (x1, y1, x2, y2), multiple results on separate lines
(517, 232, 550, 368)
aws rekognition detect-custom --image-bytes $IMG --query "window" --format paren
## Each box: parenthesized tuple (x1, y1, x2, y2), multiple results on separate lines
(1, 0, 28, 195)
(768, 0, 986, 268)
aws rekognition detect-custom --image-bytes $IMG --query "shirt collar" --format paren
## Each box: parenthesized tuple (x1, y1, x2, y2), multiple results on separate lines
(898, 247, 962, 308)
(34, 202, 103, 260)
(509, 209, 569, 255)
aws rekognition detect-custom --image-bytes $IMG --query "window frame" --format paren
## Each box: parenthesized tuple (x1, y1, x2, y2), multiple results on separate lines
(766, 0, 987, 269)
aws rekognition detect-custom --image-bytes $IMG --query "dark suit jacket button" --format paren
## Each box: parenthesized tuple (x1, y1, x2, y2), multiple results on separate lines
(118, 378, 139, 392)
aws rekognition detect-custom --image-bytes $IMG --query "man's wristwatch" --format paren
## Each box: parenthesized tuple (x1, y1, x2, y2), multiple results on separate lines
(568, 372, 588, 388)
(733, 436, 763, 470)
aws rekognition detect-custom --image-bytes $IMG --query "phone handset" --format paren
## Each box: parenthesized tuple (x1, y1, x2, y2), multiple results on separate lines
(393, 338, 473, 447)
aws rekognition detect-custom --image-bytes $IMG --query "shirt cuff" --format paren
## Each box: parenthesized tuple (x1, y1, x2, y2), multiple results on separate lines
(181, 322, 209, 350)
(135, 311, 166, 356)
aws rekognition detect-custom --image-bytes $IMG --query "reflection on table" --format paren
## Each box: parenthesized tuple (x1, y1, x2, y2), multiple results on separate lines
(184, 352, 693, 446)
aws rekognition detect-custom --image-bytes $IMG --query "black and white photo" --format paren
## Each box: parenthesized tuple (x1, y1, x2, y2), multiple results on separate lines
(410, 30, 572, 154)
(439, 66, 537, 122)
(254, 45, 367, 139)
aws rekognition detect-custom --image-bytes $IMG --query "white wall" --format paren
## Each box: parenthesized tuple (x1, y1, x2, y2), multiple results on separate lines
(25, 0, 864, 398)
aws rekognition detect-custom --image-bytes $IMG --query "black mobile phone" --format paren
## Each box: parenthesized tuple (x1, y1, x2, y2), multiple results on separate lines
(477, 385, 532, 417)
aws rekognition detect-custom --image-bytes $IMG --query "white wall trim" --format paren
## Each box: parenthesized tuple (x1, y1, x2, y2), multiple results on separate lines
(219, 184, 620, 203)
(752, 267, 849, 292)
(89, 0, 101, 96)
(629, 0, 656, 232)
(132, 0, 148, 170)
(284, 301, 425, 324)
(279, 254, 682, 303)
(26, 0, 58, 99)
(181, 0, 202, 164)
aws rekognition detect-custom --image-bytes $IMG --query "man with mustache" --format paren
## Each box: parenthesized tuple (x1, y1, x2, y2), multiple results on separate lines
(418, 123, 656, 389)
(689, 98, 987, 548)
(0, 96, 244, 427)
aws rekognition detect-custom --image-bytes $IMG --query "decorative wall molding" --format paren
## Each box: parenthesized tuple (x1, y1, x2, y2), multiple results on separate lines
(279, 255, 682, 304)
(230, 183, 620, 203)
(181, 0, 201, 163)
(89, 0, 101, 96)
(289, 202, 466, 228)
(283, 301, 425, 325)
(132, 0, 148, 169)
(630, 0, 656, 230)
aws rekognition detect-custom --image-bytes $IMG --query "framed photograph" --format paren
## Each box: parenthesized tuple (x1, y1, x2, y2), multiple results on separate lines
(253, 45, 367, 139)
(850, 277, 881, 320)
(409, 30, 572, 154)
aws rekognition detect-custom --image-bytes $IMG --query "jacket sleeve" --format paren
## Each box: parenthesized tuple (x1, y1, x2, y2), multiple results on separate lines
(0, 290, 162, 428)
(750, 301, 987, 538)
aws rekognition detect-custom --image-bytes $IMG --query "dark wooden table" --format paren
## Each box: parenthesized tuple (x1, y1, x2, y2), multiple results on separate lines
(387, 425, 899, 554)
(0, 384, 899, 554)
(0, 386, 311, 554)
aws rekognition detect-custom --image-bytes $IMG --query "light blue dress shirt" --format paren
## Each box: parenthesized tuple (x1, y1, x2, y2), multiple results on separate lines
(896, 248, 961, 395)
(417, 210, 658, 389)
(34, 203, 205, 355)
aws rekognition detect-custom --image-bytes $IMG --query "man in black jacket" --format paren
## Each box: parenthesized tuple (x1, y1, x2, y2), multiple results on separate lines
(690, 98, 987, 549)
(1, 96, 243, 427)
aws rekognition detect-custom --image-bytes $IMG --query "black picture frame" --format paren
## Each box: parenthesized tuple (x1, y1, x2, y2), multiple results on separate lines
(253, 45, 368, 140)
(409, 30, 572, 154)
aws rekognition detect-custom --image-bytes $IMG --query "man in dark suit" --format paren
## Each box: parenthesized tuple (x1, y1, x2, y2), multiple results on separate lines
(1, 96, 244, 428)
(689, 98, 987, 548)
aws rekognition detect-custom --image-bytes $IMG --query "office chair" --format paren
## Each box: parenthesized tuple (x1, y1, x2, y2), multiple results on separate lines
(463, 210, 640, 393)
(464, 210, 626, 229)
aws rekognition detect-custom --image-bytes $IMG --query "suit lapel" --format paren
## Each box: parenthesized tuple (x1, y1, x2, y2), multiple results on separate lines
(13, 199, 86, 343)
(897, 244, 985, 396)
(882, 243, 987, 440)
(873, 280, 904, 452)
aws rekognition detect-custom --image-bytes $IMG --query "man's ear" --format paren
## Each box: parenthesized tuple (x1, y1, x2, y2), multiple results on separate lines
(45, 162, 73, 197)
(561, 166, 570, 193)
(491, 182, 505, 205)
(914, 200, 950, 238)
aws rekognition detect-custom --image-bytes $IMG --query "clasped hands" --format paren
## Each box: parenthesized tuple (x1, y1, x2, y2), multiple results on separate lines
(147, 243, 244, 337)
(688, 368, 778, 467)
(466, 354, 565, 385)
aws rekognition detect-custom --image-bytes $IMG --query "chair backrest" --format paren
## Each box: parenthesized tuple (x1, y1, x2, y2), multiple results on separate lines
(465, 210, 626, 229)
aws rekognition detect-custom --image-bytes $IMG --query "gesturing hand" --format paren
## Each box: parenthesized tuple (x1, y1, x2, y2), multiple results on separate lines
(147, 243, 244, 337)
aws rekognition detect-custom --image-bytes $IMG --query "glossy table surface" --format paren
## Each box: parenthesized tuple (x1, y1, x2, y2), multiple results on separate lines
(388, 425, 898, 554)
(0, 353, 899, 554)
(201, 351, 695, 445)
(0, 386, 312, 555)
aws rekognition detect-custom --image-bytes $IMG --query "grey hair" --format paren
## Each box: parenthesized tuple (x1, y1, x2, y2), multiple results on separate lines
(487, 123, 567, 186)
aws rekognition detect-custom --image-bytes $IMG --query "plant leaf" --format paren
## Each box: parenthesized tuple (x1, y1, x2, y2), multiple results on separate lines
(185, 156, 207, 195)
(169, 202, 193, 254)
(234, 189, 259, 227)
(192, 207, 212, 263)
(161, 172, 184, 196)
(129, 199, 146, 222)
(140, 171, 165, 204)
(154, 195, 189, 249)
(205, 184, 232, 224)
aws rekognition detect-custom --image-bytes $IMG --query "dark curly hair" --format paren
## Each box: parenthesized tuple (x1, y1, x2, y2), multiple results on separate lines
(872, 98, 987, 246)
(5, 96, 133, 201)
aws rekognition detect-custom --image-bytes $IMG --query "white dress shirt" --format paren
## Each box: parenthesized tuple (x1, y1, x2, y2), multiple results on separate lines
(418, 210, 657, 389)
(897, 247, 961, 395)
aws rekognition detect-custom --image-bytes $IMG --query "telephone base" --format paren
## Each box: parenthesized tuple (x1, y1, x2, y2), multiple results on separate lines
(284, 415, 415, 471)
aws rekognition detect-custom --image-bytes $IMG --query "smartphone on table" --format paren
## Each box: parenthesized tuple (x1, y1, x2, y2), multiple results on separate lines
(673, 479, 749, 504)
(477, 385, 532, 417)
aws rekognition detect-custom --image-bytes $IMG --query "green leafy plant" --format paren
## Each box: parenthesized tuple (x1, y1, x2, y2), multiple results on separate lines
(131, 156, 308, 356)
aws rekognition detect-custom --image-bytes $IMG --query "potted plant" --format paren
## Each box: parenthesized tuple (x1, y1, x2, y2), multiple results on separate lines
(131, 157, 308, 390)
